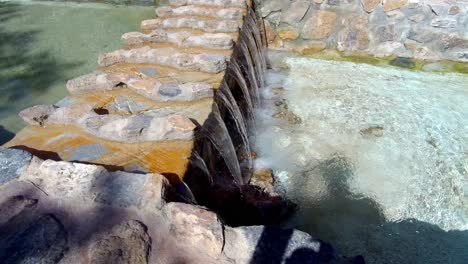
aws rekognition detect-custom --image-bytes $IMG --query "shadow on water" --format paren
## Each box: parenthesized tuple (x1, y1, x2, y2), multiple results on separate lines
(0, 2, 80, 116)
(281, 156, 468, 264)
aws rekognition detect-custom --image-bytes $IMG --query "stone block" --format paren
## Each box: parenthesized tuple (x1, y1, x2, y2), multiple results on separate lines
(281, 1, 310, 24)
(260, 0, 283, 17)
(159, 5, 244, 19)
(277, 28, 299, 41)
(361, 0, 381, 13)
(66, 71, 130, 95)
(169, 0, 246, 8)
(383, 0, 407, 12)
(19, 105, 56, 126)
(302, 10, 338, 40)
(163, 202, 224, 258)
(89, 220, 151, 264)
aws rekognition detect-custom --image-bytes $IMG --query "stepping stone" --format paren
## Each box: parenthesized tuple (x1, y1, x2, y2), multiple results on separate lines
(169, 0, 246, 8)
(141, 17, 242, 33)
(98, 46, 228, 73)
(122, 29, 234, 50)
(156, 5, 244, 20)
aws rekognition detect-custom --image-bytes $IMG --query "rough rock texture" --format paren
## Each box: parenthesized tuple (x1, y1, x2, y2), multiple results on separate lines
(98, 47, 228, 73)
(141, 17, 242, 33)
(258, 0, 468, 61)
(163, 202, 224, 258)
(156, 5, 244, 20)
(0, 147, 32, 185)
(89, 221, 151, 264)
(0, 214, 68, 264)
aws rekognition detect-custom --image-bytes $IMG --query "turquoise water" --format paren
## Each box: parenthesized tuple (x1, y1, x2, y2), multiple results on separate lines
(0, 0, 155, 144)
(255, 56, 468, 263)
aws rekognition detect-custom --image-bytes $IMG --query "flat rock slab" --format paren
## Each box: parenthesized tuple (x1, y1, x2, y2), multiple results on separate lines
(122, 30, 234, 50)
(169, 0, 246, 8)
(156, 5, 244, 20)
(99, 47, 228, 73)
(141, 17, 242, 33)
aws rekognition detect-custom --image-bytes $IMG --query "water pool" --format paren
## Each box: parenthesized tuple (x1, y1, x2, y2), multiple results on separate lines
(254, 55, 468, 263)
(0, 0, 154, 144)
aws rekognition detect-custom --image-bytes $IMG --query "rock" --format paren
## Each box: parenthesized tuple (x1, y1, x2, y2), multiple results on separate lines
(264, 20, 277, 44)
(314, 0, 324, 3)
(138, 67, 159, 77)
(98, 47, 228, 73)
(388, 57, 416, 68)
(0, 147, 32, 185)
(430, 18, 457, 28)
(163, 202, 223, 258)
(250, 168, 275, 193)
(23, 159, 169, 210)
(337, 16, 370, 51)
(66, 71, 130, 95)
(403, 39, 419, 49)
(223, 225, 361, 264)
(147, 17, 242, 33)
(89, 220, 151, 264)
(413, 46, 440, 61)
(407, 27, 437, 43)
(383, 0, 407, 12)
(106, 96, 151, 114)
(373, 41, 405, 57)
(408, 14, 425, 23)
(449, 5, 460, 15)
(68, 143, 108, 162)
(260, 0, 283, 17)
(327, 0, 340, 6)
(436, 33, 468, 50)
(0, 214, 68, 264)
(169, 0, 246, 8)
(158, 5, 244, 19)
(361, 0, 381, 13)
(19, 105, 56, 126)
(277, 28, 299, 41)
(429, 4, 449, 16)
(302, 10, 338, 40)
(281, 1, 310, 24)
(295, 41, 327, 54)
(0, 195, 38, 226)
(375, 24, 395, 42)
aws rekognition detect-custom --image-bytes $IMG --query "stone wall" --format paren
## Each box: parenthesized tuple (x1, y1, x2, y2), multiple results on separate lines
(259, 0, 468, 61)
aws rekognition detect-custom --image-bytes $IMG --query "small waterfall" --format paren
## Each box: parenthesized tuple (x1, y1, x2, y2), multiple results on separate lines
(217, 81, 253, 179)
(200, 103, 243, 185)
(190, 151, 213, 186)
(228, 56, 255, 123)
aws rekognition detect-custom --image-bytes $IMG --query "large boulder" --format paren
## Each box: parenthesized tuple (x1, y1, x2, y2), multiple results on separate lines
(302, 11, 338, 40)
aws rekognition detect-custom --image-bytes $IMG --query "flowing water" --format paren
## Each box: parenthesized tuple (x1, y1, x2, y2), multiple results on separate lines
(0, 0, 154, 144)
(254, 54, 468, 263)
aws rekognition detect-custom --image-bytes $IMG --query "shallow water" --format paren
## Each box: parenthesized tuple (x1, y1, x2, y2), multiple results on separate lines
(254, 55, 468, 263)
(0, 0, 154, 144)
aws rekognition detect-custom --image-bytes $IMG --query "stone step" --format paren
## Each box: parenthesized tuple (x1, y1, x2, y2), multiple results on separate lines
(101, 63, 226, 88)
(141, 17, 242, 33)
(156, 5, 244, 20)
(66, 71, 214, 102)
(98, 46, 228, 73)
(122, 29, 234, 50)
(169, 0, 246, 8)
(19, 104, 196, 143)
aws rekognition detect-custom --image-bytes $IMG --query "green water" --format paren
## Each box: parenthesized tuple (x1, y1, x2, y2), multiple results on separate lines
(0, 0, 155, 144)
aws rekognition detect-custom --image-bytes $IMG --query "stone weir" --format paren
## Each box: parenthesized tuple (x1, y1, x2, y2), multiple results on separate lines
(0, 0, 365, 263)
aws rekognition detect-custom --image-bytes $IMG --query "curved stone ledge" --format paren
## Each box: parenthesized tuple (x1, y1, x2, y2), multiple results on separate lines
(122, 29, 234, 50)
(98, 47, 228, 73)
(20, 105, 196, 143)
(141, 17, 242, 33)
(156, 5, 244, 20)
(67, 71, 214, 102)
